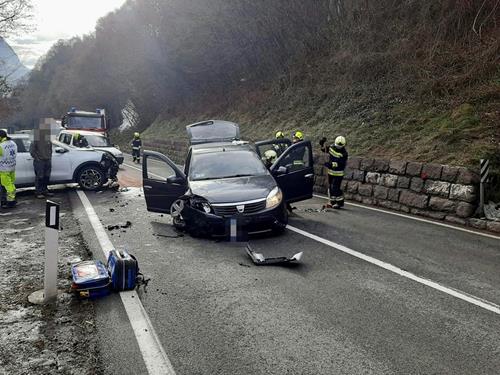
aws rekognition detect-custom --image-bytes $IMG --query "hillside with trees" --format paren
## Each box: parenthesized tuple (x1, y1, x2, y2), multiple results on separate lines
(13, 0, 500, 167)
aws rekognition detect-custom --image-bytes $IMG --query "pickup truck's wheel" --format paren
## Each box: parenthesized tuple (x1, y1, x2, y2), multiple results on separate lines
(77, 165, 105, 191)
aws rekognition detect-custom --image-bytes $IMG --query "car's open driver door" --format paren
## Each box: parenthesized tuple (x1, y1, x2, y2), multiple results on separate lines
(270, 141, 314, 203)
(142, 150, 187, 213)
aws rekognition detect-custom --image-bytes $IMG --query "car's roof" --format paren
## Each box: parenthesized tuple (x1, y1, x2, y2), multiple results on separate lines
(60, 129, 106, 136)
(67, 110, 103, 117)
(191, 141, 253, 154)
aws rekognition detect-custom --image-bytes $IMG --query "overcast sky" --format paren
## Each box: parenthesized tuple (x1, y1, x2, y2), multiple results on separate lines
(6, 0, 127, 69)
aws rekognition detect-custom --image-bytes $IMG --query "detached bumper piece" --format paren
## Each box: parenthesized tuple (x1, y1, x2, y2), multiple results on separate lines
(245, 244, 303, 265)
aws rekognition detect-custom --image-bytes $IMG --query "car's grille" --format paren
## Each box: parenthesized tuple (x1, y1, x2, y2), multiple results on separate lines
(212, 199, 267, 216)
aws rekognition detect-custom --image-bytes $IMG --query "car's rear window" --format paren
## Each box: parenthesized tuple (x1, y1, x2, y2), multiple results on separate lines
(189, 150, 267, 181)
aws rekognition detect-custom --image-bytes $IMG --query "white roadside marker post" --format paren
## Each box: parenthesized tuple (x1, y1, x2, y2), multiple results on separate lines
(480, 159, 490, 216)
(44, 200, 60, 302)
(28, 200, 61, 305)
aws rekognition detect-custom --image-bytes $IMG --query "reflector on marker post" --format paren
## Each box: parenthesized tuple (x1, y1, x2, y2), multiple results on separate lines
(44, 200, 60, 302)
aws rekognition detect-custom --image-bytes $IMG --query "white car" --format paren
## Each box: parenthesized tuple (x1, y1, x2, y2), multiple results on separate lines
(57, 130, 124, 164)
(11, 134, 115, 191)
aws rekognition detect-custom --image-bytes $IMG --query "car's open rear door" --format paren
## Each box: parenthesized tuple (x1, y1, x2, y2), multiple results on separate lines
(142, 150, 187, 213)
(270, 141, 314, 203)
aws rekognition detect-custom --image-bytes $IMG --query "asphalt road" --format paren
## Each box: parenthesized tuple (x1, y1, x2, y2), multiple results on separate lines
(69, 154, 500, 375)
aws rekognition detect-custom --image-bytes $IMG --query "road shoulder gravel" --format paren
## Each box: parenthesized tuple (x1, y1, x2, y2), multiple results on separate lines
(0, 191, 102, 375)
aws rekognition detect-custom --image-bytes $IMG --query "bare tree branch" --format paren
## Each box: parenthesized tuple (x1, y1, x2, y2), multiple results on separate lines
(0, 0, 33, 37)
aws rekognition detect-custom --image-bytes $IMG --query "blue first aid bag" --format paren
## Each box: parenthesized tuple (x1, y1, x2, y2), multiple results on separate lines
(71, 260, 110, 299)
(107, 250, 139, 291)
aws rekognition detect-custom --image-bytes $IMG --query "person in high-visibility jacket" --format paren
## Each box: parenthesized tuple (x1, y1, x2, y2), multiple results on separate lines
(0, 129, 18, 208)
(73, 132, 89, 148)
(131, 132, 142, 164)
(320, 135, 348, 208)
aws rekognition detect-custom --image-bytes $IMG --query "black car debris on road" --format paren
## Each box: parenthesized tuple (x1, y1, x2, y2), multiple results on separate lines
(142, 120, 315, 237)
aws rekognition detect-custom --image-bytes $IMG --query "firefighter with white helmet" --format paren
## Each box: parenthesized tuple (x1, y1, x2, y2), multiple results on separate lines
(320, 135, 349, 208)
(263, 149, 278, 169)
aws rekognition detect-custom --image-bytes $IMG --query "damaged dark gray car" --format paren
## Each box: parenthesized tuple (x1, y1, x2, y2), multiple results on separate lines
(142, 120, 314, 237)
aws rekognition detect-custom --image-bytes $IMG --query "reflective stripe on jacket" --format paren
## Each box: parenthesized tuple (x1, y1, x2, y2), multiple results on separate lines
(0, 139, 17, 172)
(131, 139, 142, 149)
(325, 145, 348, 177)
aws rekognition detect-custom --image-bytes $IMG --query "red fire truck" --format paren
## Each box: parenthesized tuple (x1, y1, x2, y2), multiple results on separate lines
(62, 108, 107, 133)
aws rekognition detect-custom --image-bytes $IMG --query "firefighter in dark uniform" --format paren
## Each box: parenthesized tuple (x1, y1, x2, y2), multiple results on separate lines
(273, 131, 289, 156)
(320, 136, 348, 209)
(131, 132, 142, 163)
(284, 131, 306, 213)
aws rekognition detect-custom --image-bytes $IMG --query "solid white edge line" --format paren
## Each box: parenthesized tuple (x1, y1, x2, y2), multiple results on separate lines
(313, 193, 500, 240)
(76, 190, 176, 375)
(287, 224, 500, 315)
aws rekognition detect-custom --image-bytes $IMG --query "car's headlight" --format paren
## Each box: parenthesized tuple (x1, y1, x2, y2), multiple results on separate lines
(191, 197, 213, 214)
(266, 187, 283, 209)
(201, 202, 212, 213)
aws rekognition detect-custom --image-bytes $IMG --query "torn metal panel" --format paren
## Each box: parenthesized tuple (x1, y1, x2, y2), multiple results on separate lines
(245, 243, 303, 265)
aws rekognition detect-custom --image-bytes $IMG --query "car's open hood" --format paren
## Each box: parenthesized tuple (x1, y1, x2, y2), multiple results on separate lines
(189, 175, 276, 204)
(186, 120, 240, 145)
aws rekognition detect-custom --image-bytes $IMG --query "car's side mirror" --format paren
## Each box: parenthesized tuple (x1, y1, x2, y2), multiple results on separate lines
(276, 166, 288, 175)
(167, 175, 185, 185)
(55, 147, 68, 154)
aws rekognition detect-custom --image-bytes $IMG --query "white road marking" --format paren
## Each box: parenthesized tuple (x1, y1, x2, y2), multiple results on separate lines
(123, 162, 144, 174)
(313, 193, 500, 240)
(287, 224, 500, 315)
(76, 190, 176, 375)
(123, 162, 171, 181)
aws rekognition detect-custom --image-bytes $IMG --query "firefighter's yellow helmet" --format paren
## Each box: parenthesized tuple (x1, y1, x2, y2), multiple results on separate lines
(335, 135, 346, 147)
(134, 132, 140, 138)
(275, 131, 285, 139)
(293, 131, 304, 141)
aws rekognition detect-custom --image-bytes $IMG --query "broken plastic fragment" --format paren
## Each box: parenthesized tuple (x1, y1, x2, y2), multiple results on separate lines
(245, 244, 303, 265)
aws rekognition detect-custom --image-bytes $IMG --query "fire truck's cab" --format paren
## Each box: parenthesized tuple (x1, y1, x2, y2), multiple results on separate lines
(62, 108, 107, 133)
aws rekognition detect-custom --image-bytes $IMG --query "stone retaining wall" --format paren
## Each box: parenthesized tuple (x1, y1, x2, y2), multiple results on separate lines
(314, 154, 484, 225)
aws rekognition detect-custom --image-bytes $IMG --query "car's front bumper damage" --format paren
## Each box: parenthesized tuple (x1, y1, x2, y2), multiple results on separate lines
(180, 198, 287, 238)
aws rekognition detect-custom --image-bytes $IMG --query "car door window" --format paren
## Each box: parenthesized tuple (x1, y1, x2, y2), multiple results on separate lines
(60, 133, 72, 145)
(255, 139, 291, 158)
(275, 142, 311, 172)
(146, 155, 175, 181)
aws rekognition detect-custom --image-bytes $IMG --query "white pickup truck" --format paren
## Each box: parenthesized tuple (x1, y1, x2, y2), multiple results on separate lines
(11, 134, 115, 191)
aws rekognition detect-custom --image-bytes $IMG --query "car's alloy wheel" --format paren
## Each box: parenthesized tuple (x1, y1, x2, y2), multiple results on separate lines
(170, 199, 186, 230)
(78, 167, 104, 191)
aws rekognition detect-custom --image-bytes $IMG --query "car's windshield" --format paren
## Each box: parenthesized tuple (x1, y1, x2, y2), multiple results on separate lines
(67, 116, 103, 130)
(189, 150, 267, 181)
(83, 134, 112, 147)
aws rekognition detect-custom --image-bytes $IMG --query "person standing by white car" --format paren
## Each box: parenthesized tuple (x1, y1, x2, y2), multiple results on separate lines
(30, 122, 54, 198)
